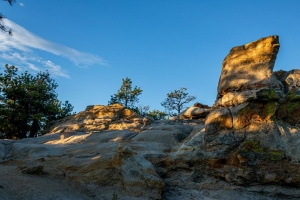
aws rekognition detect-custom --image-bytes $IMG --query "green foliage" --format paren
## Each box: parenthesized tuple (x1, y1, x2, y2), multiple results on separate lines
(133, 105, 167, 120)
(108, 77, 142, 108)
(0, 65, 74, 139)
(161, 87, 196, 114)
(136, 105, 150, 117)
(147, 109, 167, 120)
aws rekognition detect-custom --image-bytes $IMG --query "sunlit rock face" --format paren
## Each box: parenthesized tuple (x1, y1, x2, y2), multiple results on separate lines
(218, 35, 280, 98)
(196, 36, 300, 187)
(46, 104, 145, 133)
(179, 103, 211, 120)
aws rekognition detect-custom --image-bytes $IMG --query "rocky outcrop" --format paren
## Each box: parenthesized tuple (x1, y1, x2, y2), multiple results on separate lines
(178, 103, 211, 120)
(1, 119, 204, 200)
(47, 104, 146, 133)
(1, 36, 300, 200)
(193, 35, 300, 187)
(217, 35, 280, 97)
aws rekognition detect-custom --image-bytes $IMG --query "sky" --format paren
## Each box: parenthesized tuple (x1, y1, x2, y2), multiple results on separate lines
(1, 0, 300, 113)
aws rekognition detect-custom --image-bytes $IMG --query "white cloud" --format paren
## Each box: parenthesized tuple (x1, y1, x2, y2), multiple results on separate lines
(0, 51, 70, 78)
(43, 60, 70, 78)
(0, 19, 106, 78)
(19, 3, 24, 7)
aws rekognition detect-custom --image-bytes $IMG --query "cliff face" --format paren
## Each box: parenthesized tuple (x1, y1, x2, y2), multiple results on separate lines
(188, 35, 300, 187)
(1, 36, 300, 200)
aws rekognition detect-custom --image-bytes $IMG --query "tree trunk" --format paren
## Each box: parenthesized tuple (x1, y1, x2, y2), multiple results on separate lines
(30, 120, 39, 137)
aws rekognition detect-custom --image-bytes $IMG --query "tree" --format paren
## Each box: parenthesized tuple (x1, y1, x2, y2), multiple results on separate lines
(161, 87, 196, 114)
(137, 105, 150, 117)
(0, 65, 74, 139)
(0, 0, 15, 35)
(108, 77, 142, 109)
(147, 109, 167, 120)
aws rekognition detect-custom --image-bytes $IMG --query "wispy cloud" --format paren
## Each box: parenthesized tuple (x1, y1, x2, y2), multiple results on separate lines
(19, 3, 24, 7)
(0, 19, 106, 78)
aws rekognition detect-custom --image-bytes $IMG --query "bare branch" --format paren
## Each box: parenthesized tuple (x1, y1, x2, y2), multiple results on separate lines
(1, 0, 15, 36)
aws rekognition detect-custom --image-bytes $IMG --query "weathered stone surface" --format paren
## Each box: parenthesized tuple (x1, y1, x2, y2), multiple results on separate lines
(276, 88, 300, 125)
(1, 118, 206, 199)
(179, 106, 211, 120)
(113, 145, 165, 199)
(281, 69, 300, 87)
(230, 101, 278, 129)
(218, 88, 282, 108)
(205, 107, 233, 135)
(47, 104, 145, 133)
(0, 140, 14, 161)
(218, 35, 280, 98)
(271, 69, 300, 125)
(193, 102, 210, 108)
(133, 124, 192, 146)
(199, 35, 300, 192)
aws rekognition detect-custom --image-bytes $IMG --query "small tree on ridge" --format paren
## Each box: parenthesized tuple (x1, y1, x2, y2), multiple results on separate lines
(108, 77, 142, 109)
(161, 87, 196, 114)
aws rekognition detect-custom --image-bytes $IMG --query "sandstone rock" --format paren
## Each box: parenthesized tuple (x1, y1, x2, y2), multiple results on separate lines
(230, 101, 278, 129)
(205, 107, 233, 135)
(273, 70, 287, 80)
(218, 35, 280, 98)
(271, 69, 300, 125)
(193, 102, 210, 108)
(196, 36, 300, 190)
(113, 145, 165, 199)
(280, 69, 300, 88)
(48, 104, 144, 133)
(276, 88, 300, 125)
(108, 121, 142, 132)
(133, 124, 192, 146)
(179, 106, 211, 120)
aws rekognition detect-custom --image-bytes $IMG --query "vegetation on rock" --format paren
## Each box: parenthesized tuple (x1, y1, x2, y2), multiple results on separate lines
(147, 109, 167, 120)
(108, 77, 142, 109)
(161, 87, 196, 114)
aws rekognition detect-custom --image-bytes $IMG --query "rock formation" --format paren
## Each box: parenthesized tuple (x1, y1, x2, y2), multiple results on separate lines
(1, 36, 300, 200)
(187, 35, 300, 186)
(179, 102, 211, 120)
(46, 104, 146, 133)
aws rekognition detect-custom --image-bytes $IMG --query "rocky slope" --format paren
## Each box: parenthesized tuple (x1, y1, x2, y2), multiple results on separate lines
(1, 35, 300, 200)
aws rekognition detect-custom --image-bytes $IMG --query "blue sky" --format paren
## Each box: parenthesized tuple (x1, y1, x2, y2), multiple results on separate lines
(1, 0, 300, 113)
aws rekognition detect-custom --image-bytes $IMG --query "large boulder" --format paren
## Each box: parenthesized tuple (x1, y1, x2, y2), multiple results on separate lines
(47, 104, 145, 133)
(218, 35, 281, 98)
(199, 36, 300, 188)
(179, 106, 211, 120)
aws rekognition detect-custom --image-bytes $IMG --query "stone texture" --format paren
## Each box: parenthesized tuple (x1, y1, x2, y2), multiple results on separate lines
(205, 107, 233, 135)
(113, 145, 165, 199)
(281, 69, 300, 88)
(47, 104, 145, 133)
(179, 106, 211, 120)
(276, 88, 300, 125)
(218, 35, 280, 98)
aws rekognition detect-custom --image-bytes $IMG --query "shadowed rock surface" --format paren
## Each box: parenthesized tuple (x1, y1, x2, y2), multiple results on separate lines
(1, 36, 300, 200)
